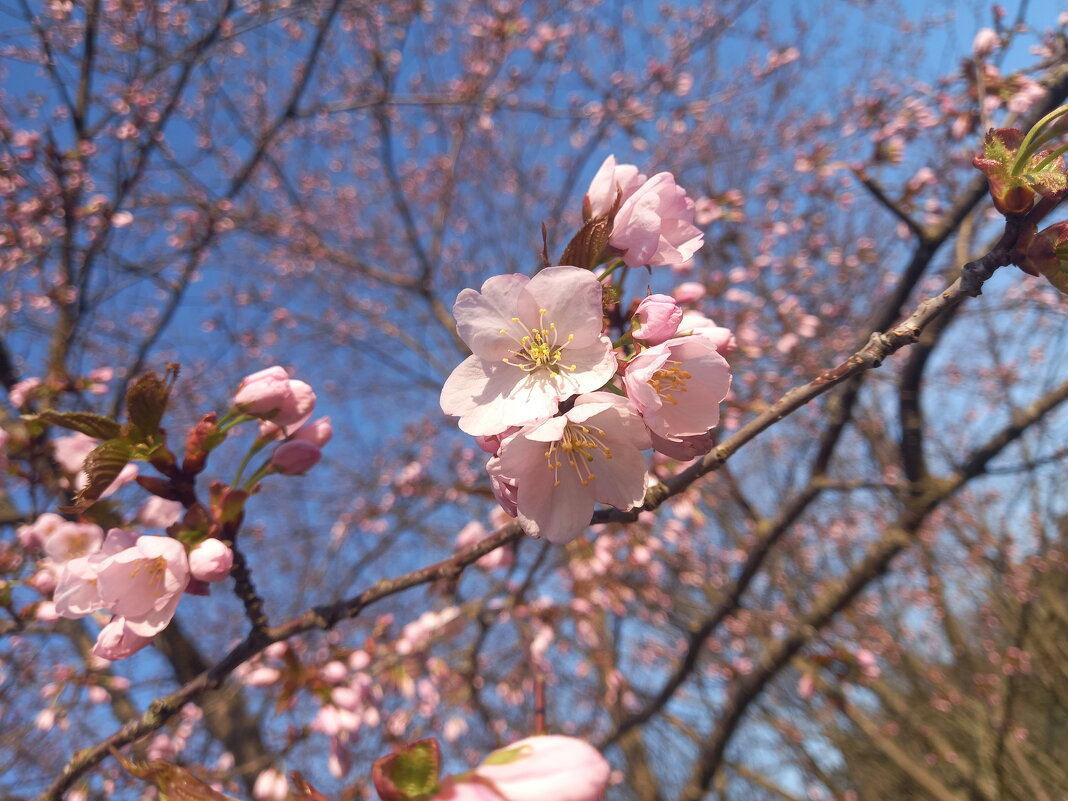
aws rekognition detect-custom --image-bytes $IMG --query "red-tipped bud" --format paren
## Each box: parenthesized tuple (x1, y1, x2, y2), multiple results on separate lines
(973, 127, 1068, 216)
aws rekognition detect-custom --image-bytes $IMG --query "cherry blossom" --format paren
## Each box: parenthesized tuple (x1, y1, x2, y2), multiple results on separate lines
(632, 294, 683, 345)
(623, 336, 732, 442)
(609, 172, 704, 267)
(499, 392, 650, 543)
(233, 366, 316, 428)
(440, 267, 616, 436)
(586, 154, 646, 218)
(93, 534, 190, 637)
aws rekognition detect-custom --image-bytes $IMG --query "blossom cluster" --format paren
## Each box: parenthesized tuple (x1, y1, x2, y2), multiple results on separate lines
(441, 156, 732, 544)
(15, 365, 332, 661)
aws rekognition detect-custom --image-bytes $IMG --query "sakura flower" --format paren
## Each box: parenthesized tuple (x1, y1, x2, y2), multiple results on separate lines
(43, 521, 103, 563)
(678, 310, 736, 354)
(138, 496, 184, 529)
(53, 528, 137, 619)
(52, 432, 98, 475)
(271, 439, 322, 474)
(499, 392, 650, 543)
(8, 376, 43, 408)
(94, 534, 190, 637)
(92, 618, 153, 660)
(440, 267, 616, 436)
(625, 335, 730, 448)
(609, 172, 704, 267)
(586, 154, 646, 218)
(466, 735, 611, 801)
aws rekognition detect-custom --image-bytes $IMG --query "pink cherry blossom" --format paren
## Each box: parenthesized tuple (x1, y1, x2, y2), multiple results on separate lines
(678, 310, 737, 354)
(8, 376, 43, 408)
(43, 521, 103, 563)
(138, 496, 184, 529)
(672, 281, 706, 304)
(440, 267, 617, 436)
(94, 535, 190, 637)
(470, 735, 611, 801)
(92, 618, 153, 660)
(650, 430, 714, 460)
(233, 366, 316, 428)
(52, 432, 98, 474)
(608, 172, 704, 268)
(456, 521, 514, 570)
(292, 416, 333, 447)
(499, 392, 650, 543)
(271, 439, 322, 474)
(188, 538, 234, 582)
(632, 294, 683, 345)
(487, 456, 519, 517)
(586, 154, 646, 218)
(972, 28, 999, 58)
(624, 336, 731, 443)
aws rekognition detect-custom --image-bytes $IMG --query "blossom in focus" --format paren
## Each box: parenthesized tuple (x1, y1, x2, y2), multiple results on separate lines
(233, 365, 316, 428)
(93, 534, 190, 636)
(585, 154, 646, 218)
(623, 336, 731, 442)
(1020, 220, 1068, 293)
(499, 392, 650, 543)
(632, 294, 682, 345)
(138, 497, 184, 529)
(609, 172, 704, 267)
(440, 267, 616, 436)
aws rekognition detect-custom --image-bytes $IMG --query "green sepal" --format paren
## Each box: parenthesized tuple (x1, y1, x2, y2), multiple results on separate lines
(372, 739, 441, 801)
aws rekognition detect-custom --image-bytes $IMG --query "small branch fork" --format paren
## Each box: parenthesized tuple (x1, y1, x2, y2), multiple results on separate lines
(37, 214, 1043, 799)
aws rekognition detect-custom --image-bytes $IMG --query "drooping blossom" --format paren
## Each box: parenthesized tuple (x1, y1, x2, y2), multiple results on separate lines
(623, 336, 731, 444)
(233, 366, 316, 428)
(632, 294, 683, 345)
(608, 172, 704, 267)
(433, 735, 611, 801)
(92, 618, 153, 660)
(440, 267, 616, 436)
(586, 154, 646, 218)
(498, 392, 650, 543)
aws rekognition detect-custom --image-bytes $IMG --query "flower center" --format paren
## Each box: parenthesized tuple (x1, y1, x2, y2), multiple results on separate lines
(649, 361, 691, 404)
(543, 422, 613, 487)
(500, 309, 577, 374)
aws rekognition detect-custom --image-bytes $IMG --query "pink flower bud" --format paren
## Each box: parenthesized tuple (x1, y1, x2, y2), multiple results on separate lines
(972, 27, 999, 58)
(292, 416, 333, 448)
(188, 538, 234, 582)
(271, 440, 321, 475)
(233, 366, 316, 427)
(93, 618, 153, 660)
(470, 735, 611, 801)
(632, 294, 683, 345)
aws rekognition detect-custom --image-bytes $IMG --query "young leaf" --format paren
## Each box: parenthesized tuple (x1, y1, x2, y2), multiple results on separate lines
(64, 438, 133, 512)
(26, 410, 121, 440)
(111, 748, 238, 801)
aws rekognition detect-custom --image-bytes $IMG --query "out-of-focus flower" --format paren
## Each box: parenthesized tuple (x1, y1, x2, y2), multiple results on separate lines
(8, 377, 43, 408)
(293, 416, 333, 447)
(609, 172, 704, 267)
(138, 497, 184, 529)
(271, 440, 322, 475)
(440, 267, 616, 436)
